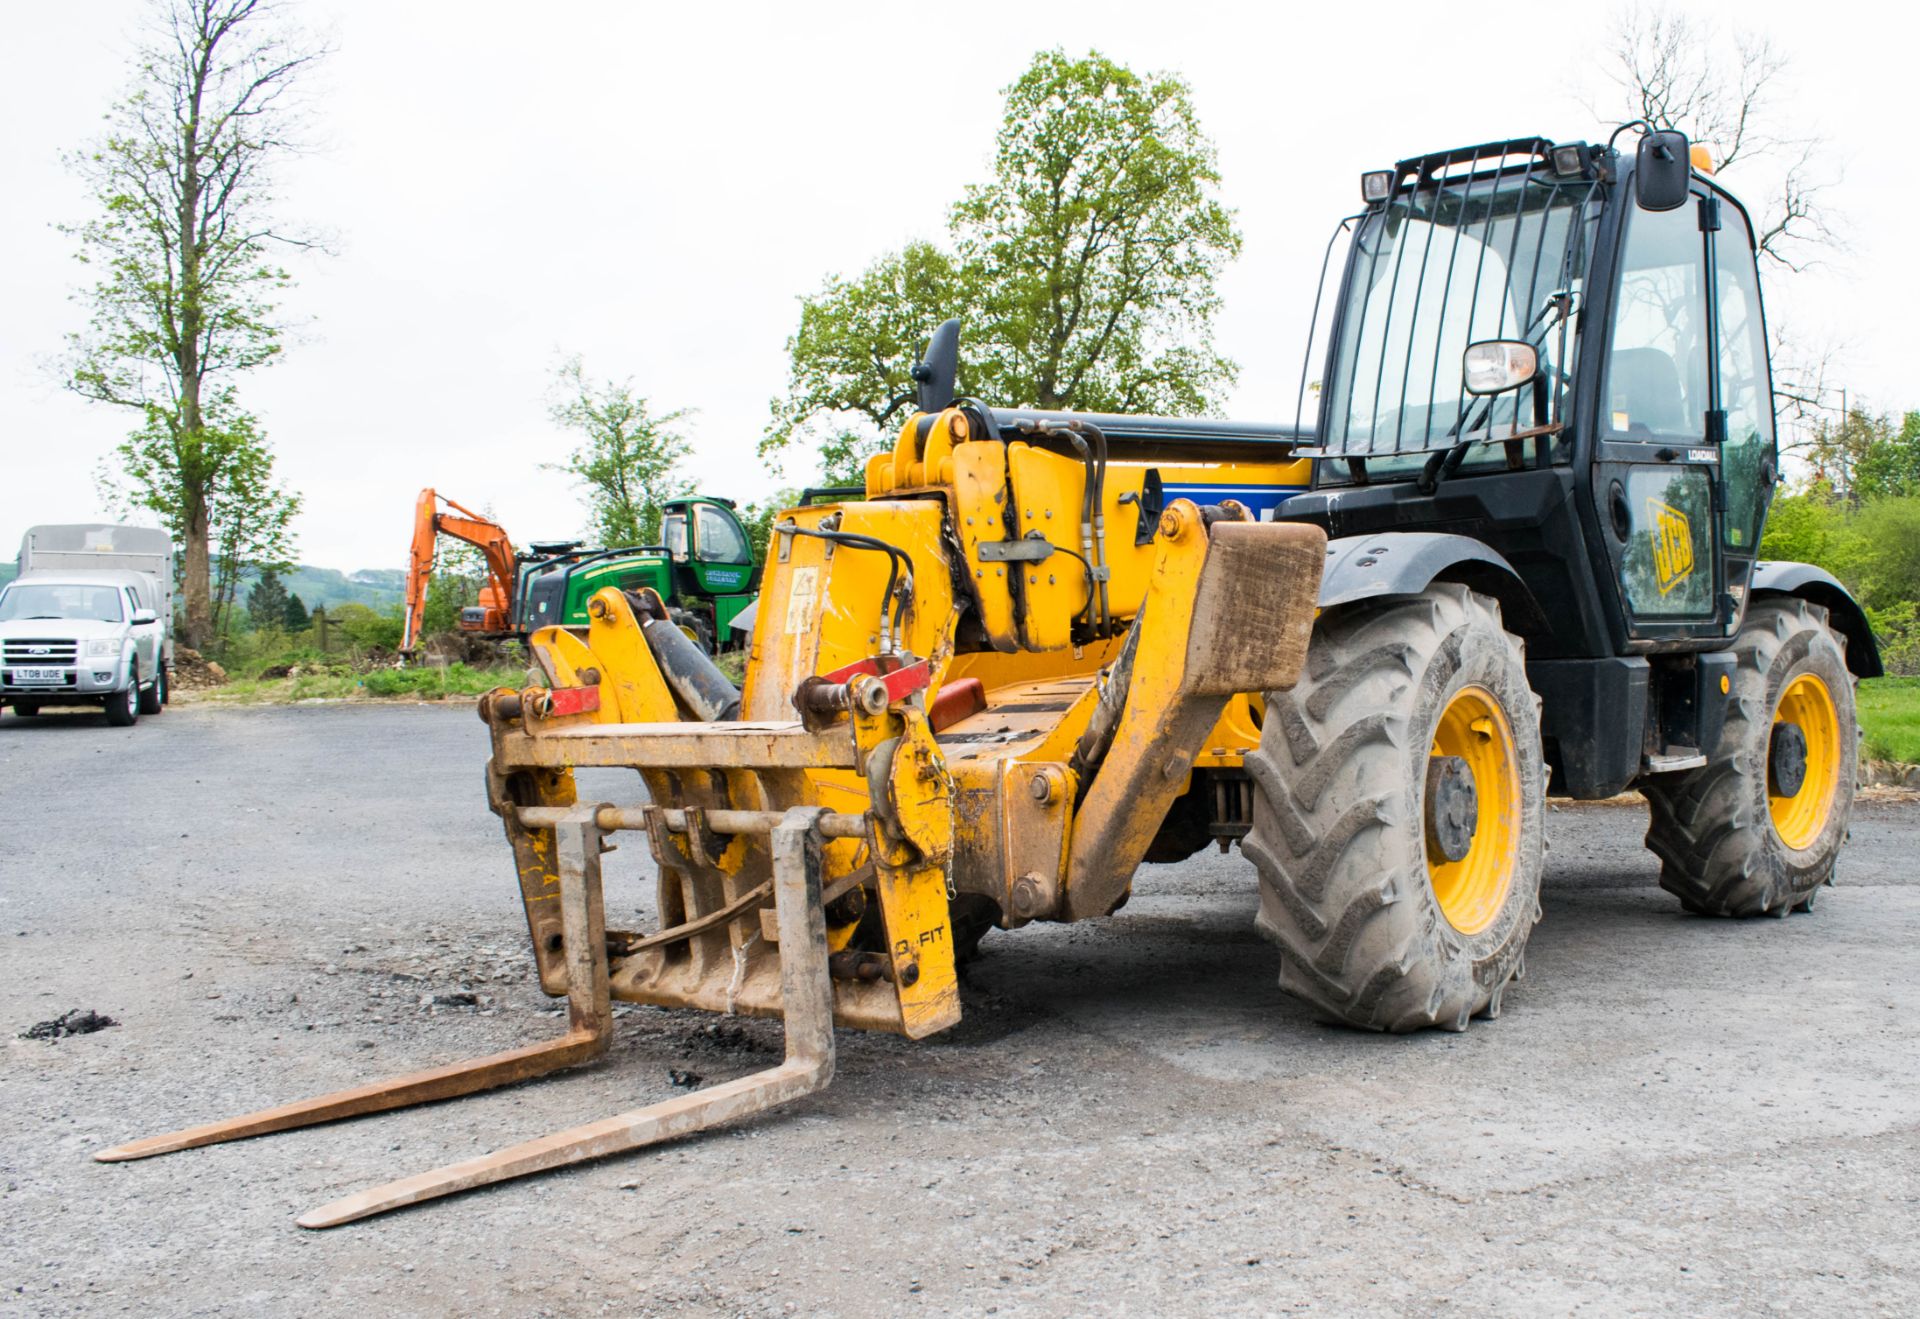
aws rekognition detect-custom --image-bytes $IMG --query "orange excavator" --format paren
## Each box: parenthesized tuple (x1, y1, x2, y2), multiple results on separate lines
(401, 489, 519, 654)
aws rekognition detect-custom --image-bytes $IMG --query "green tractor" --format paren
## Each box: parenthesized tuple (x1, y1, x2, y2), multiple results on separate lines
(515, 497, 759, 652)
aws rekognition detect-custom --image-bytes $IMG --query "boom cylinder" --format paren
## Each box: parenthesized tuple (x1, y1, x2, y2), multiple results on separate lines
(641, 617, 741, 720)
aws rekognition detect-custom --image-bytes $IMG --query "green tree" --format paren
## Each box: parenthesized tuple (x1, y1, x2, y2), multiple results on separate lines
(421, 536, 484, 636)
(246, 568, 289, 632)
(107, 406, 301, 641)
(62, 0, 325, 649)
(283, 592, 309, 630)
(739, 488, 803, 565)
(1806, 407, 1895, 505)
(546, 356, 692, 545)
(765, 49, 1242, 481)
(1757, 486, 1840, 566)
(1854, 410, 1920, 500)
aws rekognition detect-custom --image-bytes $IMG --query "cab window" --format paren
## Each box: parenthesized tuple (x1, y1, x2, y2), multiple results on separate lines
(694, 505, 748, 563)
(1606, 200, 1709, 440)
(663, 512, 690, 563)
(1714, 208, 1775, 551)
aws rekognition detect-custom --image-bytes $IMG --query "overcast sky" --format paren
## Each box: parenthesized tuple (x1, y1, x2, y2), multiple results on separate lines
(3, 0, 1913, 572)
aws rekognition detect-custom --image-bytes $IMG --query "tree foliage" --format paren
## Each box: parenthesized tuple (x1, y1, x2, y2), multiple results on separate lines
(246, 568, 289, 632)
(1798, 408, 1920, 506)
(105, 404, 301, 640)
(282, 591, 309, 630)
(63, 0, 323, 648)
(765, 50, 1241, 481)
(545, 356, 692, 546)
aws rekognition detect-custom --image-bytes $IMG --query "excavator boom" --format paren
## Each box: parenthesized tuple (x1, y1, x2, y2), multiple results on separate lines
(401, 488, 521, 653)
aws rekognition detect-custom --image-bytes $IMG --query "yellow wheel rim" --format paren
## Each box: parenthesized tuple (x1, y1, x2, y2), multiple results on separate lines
(1770, 672, 1840, 851)
(1427, 685, 1521, 935)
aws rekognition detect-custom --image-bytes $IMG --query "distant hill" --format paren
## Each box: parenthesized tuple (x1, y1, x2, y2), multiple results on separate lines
(1, 559, 405, 612)
(252, 565, 405, 612)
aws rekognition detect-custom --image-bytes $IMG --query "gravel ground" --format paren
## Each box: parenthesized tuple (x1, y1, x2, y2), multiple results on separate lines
(2, 702, 1916, 1318)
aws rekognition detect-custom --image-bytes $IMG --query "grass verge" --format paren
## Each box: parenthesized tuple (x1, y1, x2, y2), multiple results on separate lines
(1858, 676, 1920, 764)
(195, 662, 523, 705)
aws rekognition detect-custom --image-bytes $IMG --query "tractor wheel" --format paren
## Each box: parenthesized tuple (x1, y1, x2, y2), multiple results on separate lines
(1642, 598, 1856, 916)
(1244, 584, 1545, 1032)
(670, 609, 715, 656)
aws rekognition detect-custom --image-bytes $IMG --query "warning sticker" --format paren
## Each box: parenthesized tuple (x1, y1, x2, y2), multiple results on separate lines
(785, 567, 820, 635)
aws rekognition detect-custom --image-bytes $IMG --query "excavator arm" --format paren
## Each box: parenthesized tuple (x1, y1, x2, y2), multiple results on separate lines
(402, 489, 522, 653)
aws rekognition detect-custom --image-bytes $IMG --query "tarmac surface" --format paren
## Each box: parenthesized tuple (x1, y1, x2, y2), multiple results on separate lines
(2, 701, 1916, 1317)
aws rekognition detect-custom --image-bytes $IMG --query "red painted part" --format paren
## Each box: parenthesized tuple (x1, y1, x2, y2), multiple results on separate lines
(928, 678, 987, 733)
(819, 655, 932, 705)
(545, 686, 601, 718)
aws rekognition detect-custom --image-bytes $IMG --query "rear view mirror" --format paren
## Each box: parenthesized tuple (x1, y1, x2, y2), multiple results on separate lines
(1463, 340, 1538, 395)
(1634, 130, 1692, 212)
(131, 610, 157, 625)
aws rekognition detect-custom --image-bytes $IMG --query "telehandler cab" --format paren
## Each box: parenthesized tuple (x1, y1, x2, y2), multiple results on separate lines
(101, 126, 1874, 1226)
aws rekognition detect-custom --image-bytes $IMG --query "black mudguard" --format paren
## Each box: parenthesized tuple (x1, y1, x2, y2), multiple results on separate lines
(1749, 561, 1882, 678)
(1318, 533, 1548, 635)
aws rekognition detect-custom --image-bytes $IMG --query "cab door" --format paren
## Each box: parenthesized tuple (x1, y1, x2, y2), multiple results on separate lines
(1591, 191, 1733, 642)
(1708, 202, 1779, 602)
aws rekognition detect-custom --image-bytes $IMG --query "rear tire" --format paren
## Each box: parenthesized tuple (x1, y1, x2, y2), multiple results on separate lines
(1642, 598, 1856, 915)
(1245, 584, 1545, 1031)
(105, 668, 140, 727)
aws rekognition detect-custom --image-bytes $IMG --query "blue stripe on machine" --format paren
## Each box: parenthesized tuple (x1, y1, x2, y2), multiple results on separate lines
(1160, 484, 1308, 520)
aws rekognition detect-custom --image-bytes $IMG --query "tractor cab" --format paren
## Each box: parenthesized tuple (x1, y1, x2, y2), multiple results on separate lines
(659, 497, 760, 642)
(1289, 131, 1797, 664)
(1279, 129, 1878, 804)
(659, 497, 757, 595)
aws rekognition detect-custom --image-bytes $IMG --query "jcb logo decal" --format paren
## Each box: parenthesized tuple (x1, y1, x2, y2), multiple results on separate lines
(1647, 499, 1694, 595)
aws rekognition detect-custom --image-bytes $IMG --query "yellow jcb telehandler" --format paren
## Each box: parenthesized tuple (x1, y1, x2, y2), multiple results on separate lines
(101, 127, 1876, 1227)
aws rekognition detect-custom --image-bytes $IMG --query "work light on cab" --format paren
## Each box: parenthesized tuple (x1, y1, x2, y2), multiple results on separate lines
(1549, 142, 1590, 178)
(1360, 169, 1394, 204)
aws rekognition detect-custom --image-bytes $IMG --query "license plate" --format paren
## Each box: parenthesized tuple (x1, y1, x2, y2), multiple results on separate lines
(10, 668, 64, 684)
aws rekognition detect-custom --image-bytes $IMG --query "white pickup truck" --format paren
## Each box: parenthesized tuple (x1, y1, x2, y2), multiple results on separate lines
(0, 524, 173, 727)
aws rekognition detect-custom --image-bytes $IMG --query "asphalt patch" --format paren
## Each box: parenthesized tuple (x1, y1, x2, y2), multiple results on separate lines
(21, 1009, 119, 1041)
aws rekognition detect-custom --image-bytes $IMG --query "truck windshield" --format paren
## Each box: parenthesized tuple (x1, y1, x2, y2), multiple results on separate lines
(0, 584, 125, 622)
(1322, 169, 1600, 458)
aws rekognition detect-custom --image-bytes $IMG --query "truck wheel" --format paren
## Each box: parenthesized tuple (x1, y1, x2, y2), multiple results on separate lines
(105, 666, 140, 727)
(138, 665, 166, 714)
(1642, 598, 1856, 916)
(1244, 584, 1545, 1031)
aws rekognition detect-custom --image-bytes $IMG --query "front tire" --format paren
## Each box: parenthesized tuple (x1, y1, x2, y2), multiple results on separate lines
(138, 665, 166, 715)
(12, 701, 42, 717)
(105, 667, 140, 727)
(1642, 598, 1856, 915)
(1245, 584, 1545, 1032)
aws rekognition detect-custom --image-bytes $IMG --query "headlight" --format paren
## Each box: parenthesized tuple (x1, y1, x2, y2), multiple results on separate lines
(85, 639, 119, 657)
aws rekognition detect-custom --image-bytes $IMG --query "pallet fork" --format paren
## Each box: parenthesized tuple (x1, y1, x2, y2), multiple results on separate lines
(98, 805, 841, 1229)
